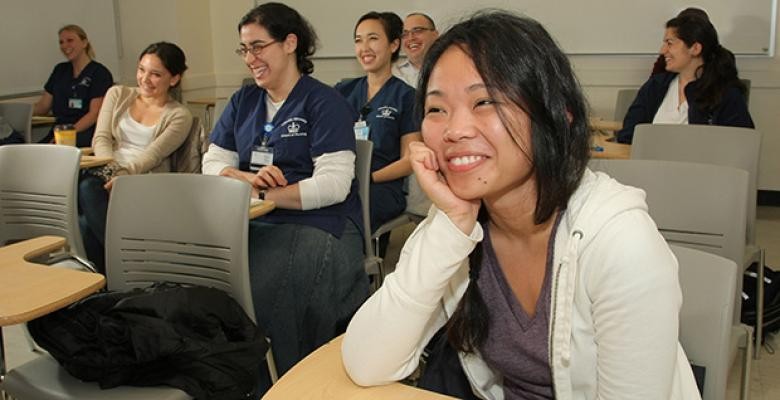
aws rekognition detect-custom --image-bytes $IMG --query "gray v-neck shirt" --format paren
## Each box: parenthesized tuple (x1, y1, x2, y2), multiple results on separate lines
(477, 217, 560, 400)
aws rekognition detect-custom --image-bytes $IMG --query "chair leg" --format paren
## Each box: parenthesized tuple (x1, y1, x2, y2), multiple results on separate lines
(21, 325, 44, 355)
(1, 327, 6, 382)
(755, 248, 766, 359)
(266, 345, 279, 384)
(740, 325, 753, 400)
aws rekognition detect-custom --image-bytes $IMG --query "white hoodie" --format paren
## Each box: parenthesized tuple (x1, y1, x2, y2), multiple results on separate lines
(342, 169, 702, 400)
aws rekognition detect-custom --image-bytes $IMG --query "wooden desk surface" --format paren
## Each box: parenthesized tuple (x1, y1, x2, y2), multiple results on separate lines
(31, 116, 56, 126)
(249, 200, 276, 219)
(187, 97, 226, 107)
(80, 155, 113, 169)
(589, 117, 623, 132)
(263, 336, 455, 400)
(0, 236, 105, 326)
(591, 134, 631, 160)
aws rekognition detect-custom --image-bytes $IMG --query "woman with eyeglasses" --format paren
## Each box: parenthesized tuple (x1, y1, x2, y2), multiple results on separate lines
(33, 24, 114, 146)
(202, 2, 367, 389)
(335, 11, 421, 249)
(78, 41, 194, 273)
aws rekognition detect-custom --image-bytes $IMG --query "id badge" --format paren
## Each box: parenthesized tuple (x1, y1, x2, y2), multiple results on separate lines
(68, 98, 83, 109)
(250, 145, 274, 171)
(353, 120, 370, 140)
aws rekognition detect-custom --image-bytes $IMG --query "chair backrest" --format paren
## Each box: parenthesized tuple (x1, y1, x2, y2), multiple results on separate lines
(171, 116, 204, 173)
(404, 174, 431, 217)
(589, 159, 747, 323)
(589, 159, 747, 265)
(212, 99, 229, 132)
(614, 88, 639, 121)
(672, 244, 737, 400)
(105, 173, 256, 321)
(0, 144, 86, 257)
(354, 139, 374, 257)
(631, 124, 761, 246)
(0, 102, 33, 143)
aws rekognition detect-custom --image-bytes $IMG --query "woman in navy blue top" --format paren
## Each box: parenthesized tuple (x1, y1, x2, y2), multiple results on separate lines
(33, 25, 113, 147)
(202, 3, 367, 391)
(617, 15, 753, 143)
(335, 11, 421, 233)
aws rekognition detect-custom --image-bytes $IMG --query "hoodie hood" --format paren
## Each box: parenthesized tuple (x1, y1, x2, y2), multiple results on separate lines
(562, 168, 649, 250)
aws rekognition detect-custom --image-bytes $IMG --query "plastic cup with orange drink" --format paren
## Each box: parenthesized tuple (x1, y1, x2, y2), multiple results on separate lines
(53, 124, 77, 146)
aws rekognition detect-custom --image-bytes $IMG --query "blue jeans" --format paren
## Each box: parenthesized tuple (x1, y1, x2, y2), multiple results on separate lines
(78, 173, 108, 274)
(247, 219, 368, 388)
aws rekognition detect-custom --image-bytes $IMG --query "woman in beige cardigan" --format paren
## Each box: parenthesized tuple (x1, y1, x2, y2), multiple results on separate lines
(79, 41, 193, 272)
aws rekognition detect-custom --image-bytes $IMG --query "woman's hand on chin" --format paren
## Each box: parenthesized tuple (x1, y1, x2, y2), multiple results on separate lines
(409, 141, 480, 234)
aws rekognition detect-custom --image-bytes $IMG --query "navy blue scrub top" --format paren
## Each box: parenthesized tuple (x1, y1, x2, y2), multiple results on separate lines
(210, 75, 362, 238)
(44, 61, 113, 146)
(335, 76, 418, 174)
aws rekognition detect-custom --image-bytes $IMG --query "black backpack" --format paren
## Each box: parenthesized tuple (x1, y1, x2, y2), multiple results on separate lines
(741, 263, 780, 348)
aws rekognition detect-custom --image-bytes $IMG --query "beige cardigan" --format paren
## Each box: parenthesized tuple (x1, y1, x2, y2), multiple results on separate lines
(93, 85, 193, 176)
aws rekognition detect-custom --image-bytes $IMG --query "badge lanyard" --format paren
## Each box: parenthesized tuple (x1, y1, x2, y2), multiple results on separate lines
(68, 82, 83, 110)
(353, 104, 371, 140)
(250, 122, 274, 171)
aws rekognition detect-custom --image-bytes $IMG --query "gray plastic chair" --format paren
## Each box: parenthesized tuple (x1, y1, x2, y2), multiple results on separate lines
(355, 139, 382, 290)
(0, 102, 33, 143)
(589, 159, 751, 400)
(1, 174, 277, 399)
(0, 144, 86, 259)
(370, 173, 427, 263)
(170, 116, 204, 173)
(614, 88, 639, 122)
(589, 159, 748, 314)
(212, 98, 228, 132)
(631, 123, 766, 353)
(673, 245, 751, 400)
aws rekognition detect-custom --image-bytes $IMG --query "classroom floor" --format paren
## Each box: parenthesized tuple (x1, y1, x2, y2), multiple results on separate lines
(2, 207, 780, 398)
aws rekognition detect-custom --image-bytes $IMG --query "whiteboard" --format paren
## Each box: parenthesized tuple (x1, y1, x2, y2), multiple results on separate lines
(0, 0, 120, 97)
(274, 0, 776, 58)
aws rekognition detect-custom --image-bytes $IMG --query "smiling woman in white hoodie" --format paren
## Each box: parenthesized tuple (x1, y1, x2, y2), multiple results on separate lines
(342, 11, 701, 400)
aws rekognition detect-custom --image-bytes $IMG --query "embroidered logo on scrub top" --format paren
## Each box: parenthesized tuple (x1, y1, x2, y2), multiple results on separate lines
(280, 117, 308, 138)
(77, 76, 93, 88)
(376, 106, 397, 120)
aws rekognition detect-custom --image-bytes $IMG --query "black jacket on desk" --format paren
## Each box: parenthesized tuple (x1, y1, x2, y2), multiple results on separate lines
(616, 72, 754, 144)
(28, 283, 268, 400)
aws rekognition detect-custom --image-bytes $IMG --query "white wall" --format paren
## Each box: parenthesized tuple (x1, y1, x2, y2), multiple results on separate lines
(103, 0, 780, 190)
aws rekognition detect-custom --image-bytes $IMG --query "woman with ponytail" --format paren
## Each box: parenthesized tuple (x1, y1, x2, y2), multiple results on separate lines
(343, 10, 701, 400)
(617, 15, 753, 143)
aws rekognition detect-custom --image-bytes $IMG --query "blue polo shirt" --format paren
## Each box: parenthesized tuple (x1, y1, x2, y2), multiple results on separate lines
(44, 61, 113, 147)
(211, 75, 362, 238)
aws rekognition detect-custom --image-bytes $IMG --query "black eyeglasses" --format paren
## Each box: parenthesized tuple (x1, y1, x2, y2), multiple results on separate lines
(235, 40, 277, 57)
(401, 27, 434, 39)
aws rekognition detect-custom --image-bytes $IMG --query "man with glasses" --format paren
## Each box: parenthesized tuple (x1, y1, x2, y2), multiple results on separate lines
(391, 13, 438, 218)
(392, 13, 439, 88)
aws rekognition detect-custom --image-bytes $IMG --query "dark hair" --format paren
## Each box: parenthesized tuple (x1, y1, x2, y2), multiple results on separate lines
(406, 12, 437, 30)
(238, 2, 318, 74)
(677, 7, 709, 20)
(139, 42, 187, 87)
(417, 10, 590, 353)
(666, 15, 745, 112)
(355, 11, 403, 62)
